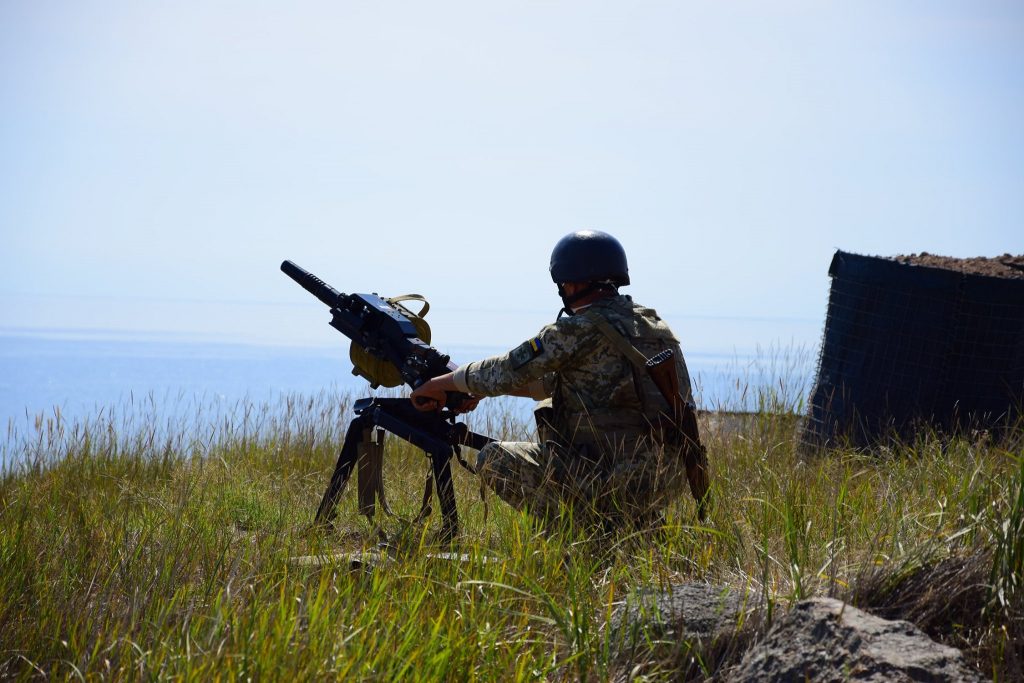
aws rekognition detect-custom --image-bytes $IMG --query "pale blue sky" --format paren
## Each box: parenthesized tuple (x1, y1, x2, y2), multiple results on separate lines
(2, 1, 1022, 356)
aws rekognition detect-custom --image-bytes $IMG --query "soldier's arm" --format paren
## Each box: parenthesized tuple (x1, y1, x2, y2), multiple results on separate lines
(408, 372, 540, 407)
(453, 320, 595, 397)
(411, 321, 591, 410)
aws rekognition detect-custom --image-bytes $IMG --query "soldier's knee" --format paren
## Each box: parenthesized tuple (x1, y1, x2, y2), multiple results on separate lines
(476, 443, 502, 485)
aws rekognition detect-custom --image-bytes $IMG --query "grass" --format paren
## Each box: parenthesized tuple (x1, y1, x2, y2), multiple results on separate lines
(1, 384, 1022, 681)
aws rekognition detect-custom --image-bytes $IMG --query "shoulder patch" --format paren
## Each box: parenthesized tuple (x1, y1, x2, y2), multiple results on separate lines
(509, 337, 544, 369)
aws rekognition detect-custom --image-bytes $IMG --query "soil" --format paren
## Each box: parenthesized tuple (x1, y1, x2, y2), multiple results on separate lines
(890, 252, 1024, 279)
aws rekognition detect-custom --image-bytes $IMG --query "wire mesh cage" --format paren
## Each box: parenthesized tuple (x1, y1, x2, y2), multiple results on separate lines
(802, 251, 1024, 449)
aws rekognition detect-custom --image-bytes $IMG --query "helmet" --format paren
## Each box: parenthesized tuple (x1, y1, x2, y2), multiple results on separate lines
(549, 230, 630, 286)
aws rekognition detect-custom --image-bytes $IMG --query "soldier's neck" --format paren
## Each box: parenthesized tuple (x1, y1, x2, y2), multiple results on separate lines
(569, 290, 617, 313)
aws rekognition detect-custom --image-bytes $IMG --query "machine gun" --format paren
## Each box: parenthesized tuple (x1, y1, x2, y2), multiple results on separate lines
(281, 260, 493, 541)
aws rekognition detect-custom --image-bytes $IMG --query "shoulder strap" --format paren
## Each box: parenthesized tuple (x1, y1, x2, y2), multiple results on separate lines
(583, 310, 649, 369)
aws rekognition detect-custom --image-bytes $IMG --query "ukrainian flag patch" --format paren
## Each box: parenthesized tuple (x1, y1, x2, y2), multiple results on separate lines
(510, 337, 545, 369)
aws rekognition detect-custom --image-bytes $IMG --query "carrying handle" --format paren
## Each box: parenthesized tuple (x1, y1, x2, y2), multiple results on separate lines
(387, 294, 430, 318)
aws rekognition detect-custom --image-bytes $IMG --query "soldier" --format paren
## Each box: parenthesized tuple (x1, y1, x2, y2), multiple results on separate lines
(411, 230, 708, 529)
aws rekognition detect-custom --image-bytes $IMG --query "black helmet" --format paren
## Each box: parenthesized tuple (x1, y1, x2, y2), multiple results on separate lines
(549, 230, 630, 286)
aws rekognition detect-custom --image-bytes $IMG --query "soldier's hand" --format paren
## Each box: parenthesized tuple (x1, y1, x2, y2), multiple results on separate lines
(454, 395, 482, 414)
(411, 380, 448, 411)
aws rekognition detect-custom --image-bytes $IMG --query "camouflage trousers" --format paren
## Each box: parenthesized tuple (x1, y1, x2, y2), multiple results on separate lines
(475, 439, 686, 528)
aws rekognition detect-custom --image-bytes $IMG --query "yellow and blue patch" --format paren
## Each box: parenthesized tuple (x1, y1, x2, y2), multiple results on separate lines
(510, 336, 545, 369)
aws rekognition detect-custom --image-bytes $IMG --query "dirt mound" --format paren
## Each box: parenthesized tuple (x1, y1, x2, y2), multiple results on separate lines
(890, 252, 1024, 279)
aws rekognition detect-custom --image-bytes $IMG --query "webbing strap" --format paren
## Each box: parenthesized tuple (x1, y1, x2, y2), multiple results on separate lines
(584, 311, 649, 368)
(386, 293, 430, 318)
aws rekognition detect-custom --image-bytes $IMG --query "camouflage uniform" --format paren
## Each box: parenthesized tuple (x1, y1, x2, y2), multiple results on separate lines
(453, 295, 694, 527)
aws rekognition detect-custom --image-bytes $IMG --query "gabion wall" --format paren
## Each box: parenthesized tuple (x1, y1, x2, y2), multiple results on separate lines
(803, 251, 1024, 448)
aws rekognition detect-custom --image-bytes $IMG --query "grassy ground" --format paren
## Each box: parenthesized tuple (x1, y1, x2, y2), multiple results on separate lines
(1, 391, 1021, 680)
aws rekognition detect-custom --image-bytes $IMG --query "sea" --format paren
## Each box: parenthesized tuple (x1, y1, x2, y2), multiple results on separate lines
(1, 331, 816, 467)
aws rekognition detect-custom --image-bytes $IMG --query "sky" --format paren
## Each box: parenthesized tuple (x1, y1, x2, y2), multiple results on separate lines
(2, 1, 1022, 358)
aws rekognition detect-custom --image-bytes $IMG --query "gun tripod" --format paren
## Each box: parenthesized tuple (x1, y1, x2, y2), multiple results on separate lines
(314, 397, 494, 542)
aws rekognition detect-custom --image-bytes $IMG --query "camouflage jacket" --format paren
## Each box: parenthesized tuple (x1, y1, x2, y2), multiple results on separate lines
(453, 295, 693, 454)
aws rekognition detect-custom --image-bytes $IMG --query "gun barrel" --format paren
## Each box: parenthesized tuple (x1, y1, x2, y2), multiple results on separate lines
(281, 260, 346, 308)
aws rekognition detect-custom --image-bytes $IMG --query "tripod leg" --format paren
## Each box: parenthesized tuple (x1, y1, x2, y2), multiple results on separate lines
(431, 448, 459, 543)
(314, 416, 367, 526)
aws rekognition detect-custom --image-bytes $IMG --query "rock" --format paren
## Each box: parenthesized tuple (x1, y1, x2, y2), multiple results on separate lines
(610, 583, 744, 651)
(733, 597, 983, 682)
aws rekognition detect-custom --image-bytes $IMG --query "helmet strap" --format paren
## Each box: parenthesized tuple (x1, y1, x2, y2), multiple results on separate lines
(556, 281, 618, 317)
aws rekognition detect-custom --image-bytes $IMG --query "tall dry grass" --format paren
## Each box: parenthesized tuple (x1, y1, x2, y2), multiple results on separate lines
(1, 379, 1021, 680)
